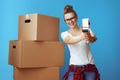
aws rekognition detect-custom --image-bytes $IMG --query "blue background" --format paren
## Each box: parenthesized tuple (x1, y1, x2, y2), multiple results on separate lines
(0, 0, 120, 80)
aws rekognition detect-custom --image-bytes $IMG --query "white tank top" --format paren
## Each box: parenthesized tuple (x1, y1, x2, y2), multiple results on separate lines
(61, 31, 94, 65)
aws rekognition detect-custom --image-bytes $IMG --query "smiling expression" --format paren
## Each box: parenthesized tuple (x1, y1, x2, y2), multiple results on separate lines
(64, 13, 78, 28)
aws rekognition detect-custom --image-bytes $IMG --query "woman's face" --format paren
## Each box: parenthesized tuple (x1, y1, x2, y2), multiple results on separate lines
(64, 12, 77, 29)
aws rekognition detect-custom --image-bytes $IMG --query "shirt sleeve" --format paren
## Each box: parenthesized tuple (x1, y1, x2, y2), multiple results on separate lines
(61, 31, 70, 41)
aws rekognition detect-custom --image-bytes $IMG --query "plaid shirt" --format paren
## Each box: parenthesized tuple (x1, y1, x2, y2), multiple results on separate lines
(63, 64, 100, 80)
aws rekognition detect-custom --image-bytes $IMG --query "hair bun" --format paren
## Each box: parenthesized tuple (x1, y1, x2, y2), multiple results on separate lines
(64, 5, 73, 11)
(64, 5, 77, 17)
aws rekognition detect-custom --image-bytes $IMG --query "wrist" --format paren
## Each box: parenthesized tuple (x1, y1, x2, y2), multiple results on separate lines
(89, 37, 97, 43)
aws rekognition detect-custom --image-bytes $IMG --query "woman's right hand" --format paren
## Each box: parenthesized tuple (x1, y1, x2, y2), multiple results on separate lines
(81, 32, 91, 41)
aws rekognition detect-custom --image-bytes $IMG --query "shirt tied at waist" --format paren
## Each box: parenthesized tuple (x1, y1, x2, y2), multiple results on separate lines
(63, 64, 100, 80)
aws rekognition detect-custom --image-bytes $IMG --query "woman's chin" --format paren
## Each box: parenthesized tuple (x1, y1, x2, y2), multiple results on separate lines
(70, 25, 75, 28)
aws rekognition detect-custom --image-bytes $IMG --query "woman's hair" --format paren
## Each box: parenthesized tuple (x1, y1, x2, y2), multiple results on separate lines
(64, 5, 77, 17)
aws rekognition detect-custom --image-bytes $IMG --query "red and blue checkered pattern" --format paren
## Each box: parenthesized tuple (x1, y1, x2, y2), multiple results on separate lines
(63, 64, 100, 80)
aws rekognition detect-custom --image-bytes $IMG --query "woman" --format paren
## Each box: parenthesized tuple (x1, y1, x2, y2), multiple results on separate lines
(61, 5, 100, 80)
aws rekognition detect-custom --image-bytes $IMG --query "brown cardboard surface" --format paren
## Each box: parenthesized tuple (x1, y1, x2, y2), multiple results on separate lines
(9, 40, 64, 68)
(14, 67, 60, 80)
(18, 13, 59, 41)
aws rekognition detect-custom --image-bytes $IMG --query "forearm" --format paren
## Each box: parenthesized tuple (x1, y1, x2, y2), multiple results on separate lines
(64, 35, 82, 44)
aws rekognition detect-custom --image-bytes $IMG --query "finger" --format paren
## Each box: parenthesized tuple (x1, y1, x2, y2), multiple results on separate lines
(85, 37, 89, 40)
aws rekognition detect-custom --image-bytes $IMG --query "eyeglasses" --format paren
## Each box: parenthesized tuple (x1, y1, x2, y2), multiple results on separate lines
(64, 16, 76, 22)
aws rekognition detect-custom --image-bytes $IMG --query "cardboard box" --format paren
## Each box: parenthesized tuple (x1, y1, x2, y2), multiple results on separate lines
(9, 40, 64, 68)
(18, 13, 59, 41)
(14, 67, 60, 80)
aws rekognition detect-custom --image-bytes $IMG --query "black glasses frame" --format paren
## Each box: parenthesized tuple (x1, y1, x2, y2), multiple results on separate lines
(64, 16, 76, 22)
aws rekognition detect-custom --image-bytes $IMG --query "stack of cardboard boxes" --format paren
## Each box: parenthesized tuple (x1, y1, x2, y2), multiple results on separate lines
(8, 13, 64, 80)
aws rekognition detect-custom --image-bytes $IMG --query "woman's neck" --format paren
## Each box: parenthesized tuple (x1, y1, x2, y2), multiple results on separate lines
(69, 25, 81, 32)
